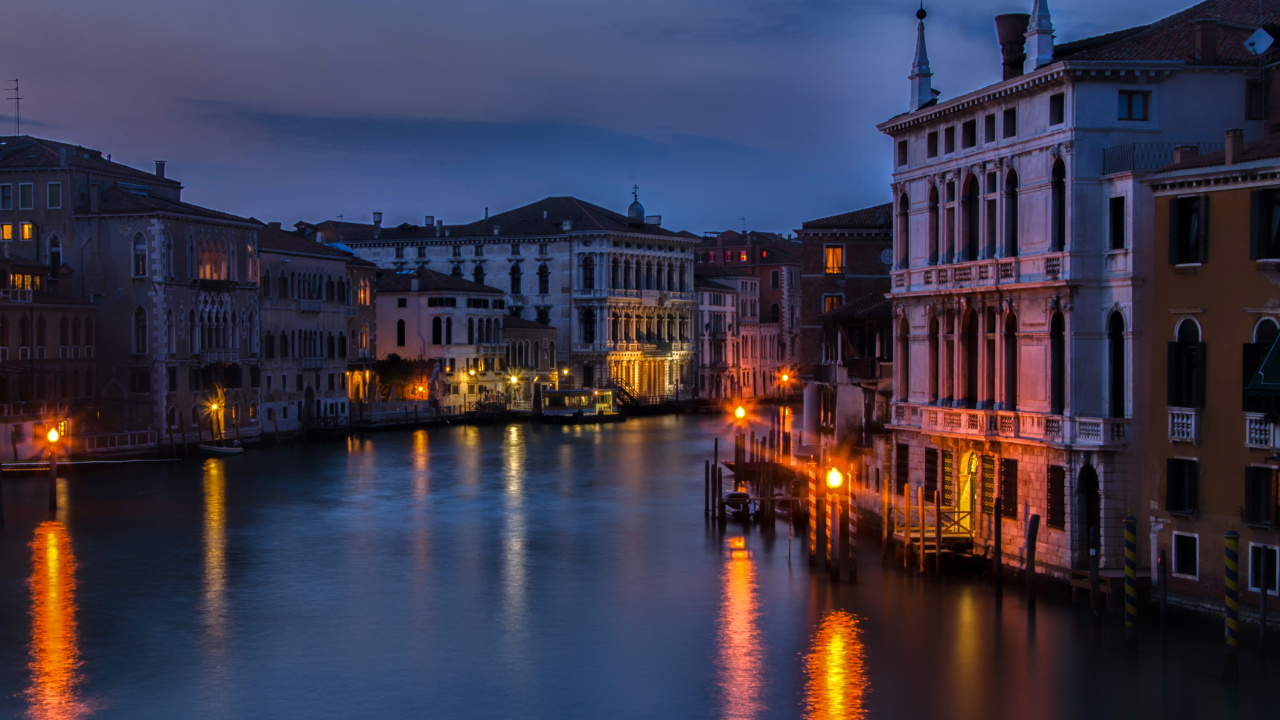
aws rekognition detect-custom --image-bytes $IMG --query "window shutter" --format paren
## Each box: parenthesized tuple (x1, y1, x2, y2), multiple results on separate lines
(1167, 342, 1182, 406)
(1244, 343, 1264, 412)
(1251, 190, 1263, 260)
(1193, 342, 1208, 409)
(1168, 200, 1181, 265)
(1166, 458, 1181, 511)
(1198, 195, 1210, 264)
(1186, 462, 1198, 513)
(1246, 467, 1261, 523)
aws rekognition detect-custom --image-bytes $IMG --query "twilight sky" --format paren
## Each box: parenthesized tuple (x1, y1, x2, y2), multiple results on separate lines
(4, 0, 1196, 234)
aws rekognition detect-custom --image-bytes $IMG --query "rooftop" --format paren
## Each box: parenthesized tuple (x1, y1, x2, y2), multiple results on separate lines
(0, 136, 183, 188)
(800, 203, 894, 231)
(375, 268, 504, 295)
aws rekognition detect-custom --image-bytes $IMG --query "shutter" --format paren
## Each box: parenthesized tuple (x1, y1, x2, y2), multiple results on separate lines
(924, 448, 938, 501)
(1246, 467, 1261, 523)
(1167, 342, 1182, 406)
(941, 450, 954, 506)
(1166, 458, 1182, 512)
(1168, 199, 1181, 265)
(1244, 343, 1264, 412)
(1194, 342, 1208, 409)
(1187, 461, 1198, 513)
(1251, 190, 1263, 260)
(1198, 195, 1210, 264)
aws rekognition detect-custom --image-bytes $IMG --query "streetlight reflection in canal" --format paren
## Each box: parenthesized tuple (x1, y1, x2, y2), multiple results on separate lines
(803, 611, 868, 720)
(716, 534, 764, 720)
(27, 520, 88, 720)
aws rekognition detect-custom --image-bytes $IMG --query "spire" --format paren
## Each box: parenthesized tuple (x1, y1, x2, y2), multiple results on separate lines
(1025, 0, 1055, 73)
(909, 5, 934, 112)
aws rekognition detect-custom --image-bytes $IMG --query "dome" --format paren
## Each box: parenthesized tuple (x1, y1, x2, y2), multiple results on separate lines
(628, 198, 645, 221)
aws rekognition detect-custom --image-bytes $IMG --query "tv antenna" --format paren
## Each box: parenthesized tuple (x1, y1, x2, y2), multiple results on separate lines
(6, 79, 21, 136)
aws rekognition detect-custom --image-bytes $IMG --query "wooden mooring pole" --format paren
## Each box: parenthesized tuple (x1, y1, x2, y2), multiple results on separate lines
(903, 483, 912, 570)
(704, 460, 710, 516)
(993, 495, 1003, 594)
(1026, 514, 1041, 604)
(916, 486, 925, 575)
(934, 489, 943, 576)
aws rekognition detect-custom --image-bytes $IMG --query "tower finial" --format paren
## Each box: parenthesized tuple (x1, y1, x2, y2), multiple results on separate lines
(1025, 0, 1056, 72)
(909, 6, 934, 112)
(632, 184, 639, 201)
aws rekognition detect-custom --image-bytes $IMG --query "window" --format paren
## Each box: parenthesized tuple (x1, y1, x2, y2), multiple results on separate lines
(397, 297, 407, 308)
(1249, 544, 1279, 595)
(1004, 171, 1019, 257)
(1047, 466, 1066, 529)
(1247, 79, 1268, 121)
(473, 265, 485, 285)
(48, 236, 61, 272)
(1002, 108, 1017, 138)
(824, 245, 844, 274)
(1, 224, 10, 241)
(944, 127, 955, 154)
(132, 233, 148, 276)
(1245, 465, 1277, 525)
(1050, 161, 1066, 252)
(582, 256, 595, 290)
(537, 263, 550, 294)
(923, 448, 939, 501)
(47, 183, 61, 209)
(1168, 319, 1205, 408)
(1169, 195, 1208, 264)
(1250, 188, 1280, 260)
(1166, 458, 1198, 514)
(822, 295, 843, 314)
(1118, 90, 1150, 121)
(770, 270, 779, 289)
(1109, 312, 1127, 418)
(394, 246, 404, 259)
(999, 459, 1018, 519)
(510, 264, 522, 295)
(1049, 93, 1065, 125)
(1172, 532, 1198, 579)
(1003, 313, 1018, 410)
(18, 183, 33, 210)
(1050, 312, 1065, 414)
(927, 131, 938, 158)
(474, 245, 484, 257)
(133, 307, 147, 354)
(1109, 196, 1126, 250)
(130, 368, 150, 393)
(1244, 318, 1279, 413)
(396, 319, 406, 347)
(961, 120, 976, 149)
(21, 222, 33, 241)
(897, 140, 908, 167)
(895, 443, 909, 495)
(0, 185, 10, 210)
(984, 114, 996, 143)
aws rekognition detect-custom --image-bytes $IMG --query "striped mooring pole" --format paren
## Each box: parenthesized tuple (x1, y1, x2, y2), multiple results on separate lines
(1124, 511, 1137, 641)
(1225, 528, 1240, 677)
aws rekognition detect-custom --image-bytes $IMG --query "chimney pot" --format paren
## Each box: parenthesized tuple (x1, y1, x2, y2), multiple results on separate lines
(1225, 128, 1244, 164)
(1174, 145, 1201, 164)
(494, 226, 501, 236)
(372, 211, 383, 226)
(435, 219, 443, 237)
(1195, 20, 1218, 65)
(995, 14, 1030, 81)
(424, 215, 434, 228)
(411, 277, 420, 292)
(267, 221, 281, 231)
(155, 160, 166, 178)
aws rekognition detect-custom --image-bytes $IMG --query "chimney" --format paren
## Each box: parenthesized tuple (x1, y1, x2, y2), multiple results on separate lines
(1195, 20, 1218, 65)
(561, 220, 573, 232)
(411, 277, 420, 292)
(493, 225, 501, 236)
(645, 215, 662, 226)
(1173, 145, 1200, 164)
(1225, 128, 1244, 165)
(267, 221, 281, 231)
(995, 14, 1030, 80)
(485, 207, 489, 219)
(155, 160, 166, 178)
(424, 215, 434, 228)
(373, 211, 382, 239)
(89, 183, 100, 214)
(435, 219, 443, 237)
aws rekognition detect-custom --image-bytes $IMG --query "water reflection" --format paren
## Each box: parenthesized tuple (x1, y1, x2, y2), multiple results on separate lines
(502, 424, 529, 646)
(715, 536, 764, 720)
(27, 521, 88, 720)
(203, 460, 228, 654)
(803, 611, 868, 720)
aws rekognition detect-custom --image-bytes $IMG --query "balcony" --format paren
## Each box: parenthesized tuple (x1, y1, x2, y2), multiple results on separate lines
(344, 306, 359, 317)
(1102, 141, 1224, 175)
(299, 299, 322, 313)
(200, 350, 239, 364)
(1168, 407, 1200, 444)
(300, 357, 326, 370)
(0, 288, 32, 303)
(1246, 413, 1278, 449)
(891, 252, 1074, 295)
(890, 402, 1129, 447)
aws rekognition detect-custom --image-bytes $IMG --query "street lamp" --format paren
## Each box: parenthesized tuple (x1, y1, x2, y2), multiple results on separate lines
(735, 405, 746, 420)
(46, 426, 60, 512)
(826, 467, 844, 489)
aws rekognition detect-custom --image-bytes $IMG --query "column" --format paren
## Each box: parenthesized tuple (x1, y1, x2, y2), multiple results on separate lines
(952, 307, 963, 408)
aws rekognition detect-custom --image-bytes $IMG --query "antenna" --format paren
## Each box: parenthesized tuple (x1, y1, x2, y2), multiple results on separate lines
(740, 217, 747, 234)
(6, 79, 22, 136)
(632, 184, 639, 201)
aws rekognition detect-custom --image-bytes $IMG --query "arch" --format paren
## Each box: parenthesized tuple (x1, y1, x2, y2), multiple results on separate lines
(962, 175, 980, 262)
(611, 257, 620, 289)
(1170, 317, 1204, 408)
(1004, 170, 1020, 257)
(1050, 311, 1065, 414)
(132, 232, 148, 277)
(666, 263, 675, 290)
(1003, 313, 1018, 410)
(1078, 465, 1101, 566)
(1108, 311, 1126, 418)
(611, 312, 621, 343)
(622, 259, 632, 290)
(927, 184, 940, 265)
(1050, 159, 1067, 252)
(1253, 317, 1279, 345)
(133, 307, 147, 354)
(581, 256, 596, 290)
(897, 192, 910, 268)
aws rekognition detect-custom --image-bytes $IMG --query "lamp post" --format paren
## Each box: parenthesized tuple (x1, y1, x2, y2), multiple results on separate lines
(46, 427, 59, 513)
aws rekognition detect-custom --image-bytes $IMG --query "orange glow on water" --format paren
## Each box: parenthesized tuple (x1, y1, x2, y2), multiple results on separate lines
(803, 611, 868, 720)
(204, 460, 227, 647)
(27, 521, 89, 720)
(715, 545, 764, 719)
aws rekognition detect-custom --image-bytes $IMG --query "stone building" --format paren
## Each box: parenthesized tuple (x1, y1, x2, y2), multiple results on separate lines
(693, 273, 740, 399)
(502, 315, 560, 406)
(695, 230, 802, 371)
(312, 194, 698, 398)
(258, 223, 373, 433)
(880, 0, 1269, 579)
(374, 268, 508, 411)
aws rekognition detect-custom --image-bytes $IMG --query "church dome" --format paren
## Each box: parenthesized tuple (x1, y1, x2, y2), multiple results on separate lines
(628, 198, 645, 222)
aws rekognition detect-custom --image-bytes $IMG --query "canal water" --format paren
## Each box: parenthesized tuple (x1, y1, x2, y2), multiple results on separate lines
(0, 415, 1272, 719)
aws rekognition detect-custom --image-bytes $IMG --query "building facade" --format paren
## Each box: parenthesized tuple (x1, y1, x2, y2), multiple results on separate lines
(693, 274, 740, 399)
(881, 0, 1270, 578)
(695, 230, 802, 371)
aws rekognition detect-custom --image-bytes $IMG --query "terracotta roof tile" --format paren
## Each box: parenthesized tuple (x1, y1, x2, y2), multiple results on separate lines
(1054, 0, 1280, 66)
(801, 203, 893, 230)
(374, 268, 504, 294)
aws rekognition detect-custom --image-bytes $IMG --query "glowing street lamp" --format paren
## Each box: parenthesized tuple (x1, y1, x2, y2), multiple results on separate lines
(735, 405, 746, 420)
(46, 428, 59, 444)
(826, 467, 844, 490)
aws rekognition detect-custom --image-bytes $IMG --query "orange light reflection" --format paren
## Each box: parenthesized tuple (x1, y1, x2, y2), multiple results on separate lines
(27, 521, 89, 720)
(715, 541, 764, 720)
(803, 611, 868, 720)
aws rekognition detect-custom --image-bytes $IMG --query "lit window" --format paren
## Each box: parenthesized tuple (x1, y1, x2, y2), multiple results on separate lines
(1, 224, 11, 241)
(20, 222, 33, 241)
(824, 245, 844, 274)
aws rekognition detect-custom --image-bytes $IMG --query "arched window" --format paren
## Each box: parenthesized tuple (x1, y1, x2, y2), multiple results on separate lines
(897, 193, 910, 268)
(611, 312, 620, 343)
(1003, 313, 1019, 410)
(1050, 312, 1065, 415)
(678, 263, 687, 292)
(1004, 171, 1020, 257)
(1255, 317, 1280, 345)
(582, 308, 596, 344)
(451, 264, 463, 278)
(132, 233, 148, 277)
(510, 264, 522, 295)
(645, 261, 654, 290)
(963, 311, 979, 408)
(538, 263, 550, 294)
(396, 319, 406, 347)
(582, 256, 595, 290)
(133, 307, 147, 354)
(48, 235, 61, 275)
(667, 263, 675, 290)
(623, 259, 632, 290)
(963, 176, 980, 262)
(1168, 319, 1204, 409)
(280, 331, 289, 358)
(59, 317, 69, 347)
(188, 310, 196, 353)
(1050, 160, 1067, 252)
(338, 332, 347, 358)
(473, 264, 485, 286)
(445, 317, 453, 344)
(432, 317, 443, 345)
(165, 310, 174, 354)
(927, 185, 940, 265)
(1109, 312, 1126, 418)
(467, 317, 475, 344)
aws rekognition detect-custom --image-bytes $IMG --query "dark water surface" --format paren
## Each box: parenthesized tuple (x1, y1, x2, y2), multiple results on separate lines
(0, 416, 1273, 719)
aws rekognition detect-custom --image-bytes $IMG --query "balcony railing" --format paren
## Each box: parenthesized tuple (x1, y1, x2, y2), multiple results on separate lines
(0, 289, 33, 303)
(1102, 141, 1224, 175)
(200, 350, 239, 364)
(1246, 413, 1278, 449)
(891, 252, 1072, 294)
(1168, 407, 1200, 444)
(300, 357, 326, 370)
(299, 299, 322, 313)
(891, 402, 1130, 446)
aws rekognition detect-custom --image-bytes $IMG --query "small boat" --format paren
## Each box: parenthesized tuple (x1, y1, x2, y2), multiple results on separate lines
(199, 441, 244, 456)
(721, 491, 753, 521)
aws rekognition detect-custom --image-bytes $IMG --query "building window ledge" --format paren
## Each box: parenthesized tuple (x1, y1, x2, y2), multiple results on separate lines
(1173, 263, 1202, 275)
